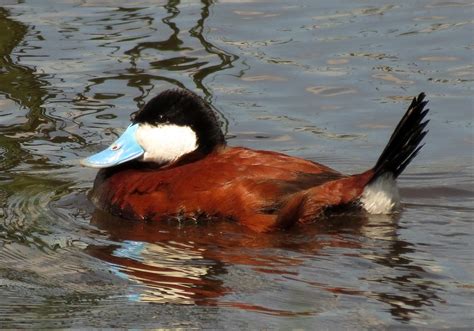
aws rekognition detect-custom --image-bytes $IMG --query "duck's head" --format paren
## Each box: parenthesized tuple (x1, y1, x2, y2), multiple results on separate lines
(81, 89, 225, 168)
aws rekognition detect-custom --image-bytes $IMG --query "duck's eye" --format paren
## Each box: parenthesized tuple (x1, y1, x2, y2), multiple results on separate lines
(110, 144, 121, 151)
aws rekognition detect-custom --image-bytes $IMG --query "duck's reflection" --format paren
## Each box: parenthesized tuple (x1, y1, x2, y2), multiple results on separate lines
(359, 215, 443, 322)
(88, 241, 226, 304)
(87, 211, 230, 305)
(87, 210, 358, 307)
(87, 209, 442, 321)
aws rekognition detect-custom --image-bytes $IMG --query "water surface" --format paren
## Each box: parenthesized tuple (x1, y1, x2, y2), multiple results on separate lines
(0, 0, 473, 328)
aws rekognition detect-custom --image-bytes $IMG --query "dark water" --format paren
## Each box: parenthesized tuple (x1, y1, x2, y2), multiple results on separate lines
(0, 0, 473, 328)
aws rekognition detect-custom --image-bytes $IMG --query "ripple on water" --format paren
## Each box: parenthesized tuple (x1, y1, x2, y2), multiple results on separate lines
(0, 184, 139, 327)
(0, 174, 101, 253)
(306, 86, 357, 97)
(0, 139, 23, 171)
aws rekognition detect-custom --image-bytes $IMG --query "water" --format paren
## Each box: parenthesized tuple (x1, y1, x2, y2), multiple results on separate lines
(0, 0, 472, 328)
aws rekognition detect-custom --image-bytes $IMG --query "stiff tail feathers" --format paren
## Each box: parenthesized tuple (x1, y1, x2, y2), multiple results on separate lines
(371, 92, 430, 182)
(361, 93, 429, 214)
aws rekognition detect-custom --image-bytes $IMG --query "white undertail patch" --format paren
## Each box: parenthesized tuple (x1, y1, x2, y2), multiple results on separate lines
(135, 123, 197, 165)
(360, 173, 400, 214)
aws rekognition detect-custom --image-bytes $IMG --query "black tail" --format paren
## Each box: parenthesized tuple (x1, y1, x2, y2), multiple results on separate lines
(371, 93, 429, 182)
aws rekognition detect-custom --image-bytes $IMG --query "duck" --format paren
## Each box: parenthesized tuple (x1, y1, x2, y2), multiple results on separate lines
(81, 89, 429, 232)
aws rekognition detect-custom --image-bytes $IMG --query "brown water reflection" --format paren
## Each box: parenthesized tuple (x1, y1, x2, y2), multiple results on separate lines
(86, 210, 443, 320)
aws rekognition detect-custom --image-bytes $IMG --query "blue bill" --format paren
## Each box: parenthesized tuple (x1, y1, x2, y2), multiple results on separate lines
(81, 124, 144, 168)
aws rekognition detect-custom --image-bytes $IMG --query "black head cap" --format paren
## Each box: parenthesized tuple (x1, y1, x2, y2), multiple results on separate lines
(133, 89, 226, 154)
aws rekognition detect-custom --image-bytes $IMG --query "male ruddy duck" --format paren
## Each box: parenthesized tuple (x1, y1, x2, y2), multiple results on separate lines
(82, 89, 429, 232)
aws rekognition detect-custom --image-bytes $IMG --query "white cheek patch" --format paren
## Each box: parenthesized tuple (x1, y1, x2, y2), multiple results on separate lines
(135, 124, 198, 164)
(360, 173, 400, 214)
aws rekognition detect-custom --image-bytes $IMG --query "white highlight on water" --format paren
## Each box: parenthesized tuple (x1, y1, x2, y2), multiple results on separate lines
(360, 173, 400, 214)
(135, 123, 197, 164)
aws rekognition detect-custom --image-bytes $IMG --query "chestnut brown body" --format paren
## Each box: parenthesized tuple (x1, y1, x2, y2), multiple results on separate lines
(92, 146, 373, 232)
